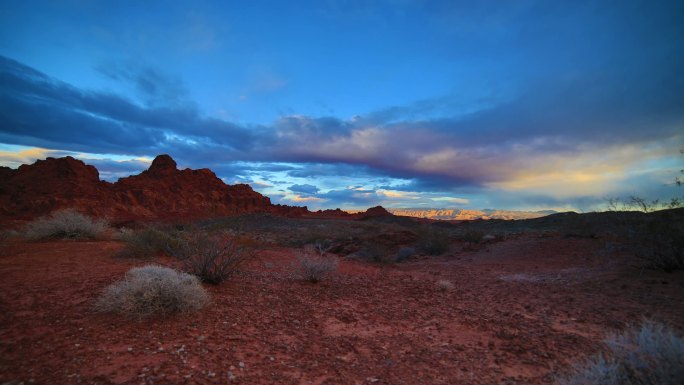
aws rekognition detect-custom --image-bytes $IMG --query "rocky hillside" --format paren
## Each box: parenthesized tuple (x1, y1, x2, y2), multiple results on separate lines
(0, 154, 305, 223)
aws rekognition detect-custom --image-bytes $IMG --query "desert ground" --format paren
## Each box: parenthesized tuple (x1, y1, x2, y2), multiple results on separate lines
(1, 212, 683, 385)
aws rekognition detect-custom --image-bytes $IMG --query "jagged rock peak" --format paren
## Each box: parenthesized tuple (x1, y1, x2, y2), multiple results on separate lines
(147, 154, 177, 176)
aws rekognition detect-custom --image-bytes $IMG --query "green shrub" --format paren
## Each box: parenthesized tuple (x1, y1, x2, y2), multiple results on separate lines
(557, 320, 684, 385)
(165, 232, 251, 284)
(25, 209, 108, 240)
(118, 227, 177, 258)
(94, 265, 210, 318)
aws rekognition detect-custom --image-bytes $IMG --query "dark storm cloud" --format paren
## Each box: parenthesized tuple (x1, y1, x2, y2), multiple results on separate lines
(0, 56, 252, 156)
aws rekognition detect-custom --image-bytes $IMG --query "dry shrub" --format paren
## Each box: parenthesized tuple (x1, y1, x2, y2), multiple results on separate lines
(296, 249, 338, 283)
(118, 227, 177, 258)
(557, 320, 684, 385)
(94, 265, 210, 318)
(165, 232, 252, 284)
(25, 209, 109, 240)
(436, 279, 454, 291)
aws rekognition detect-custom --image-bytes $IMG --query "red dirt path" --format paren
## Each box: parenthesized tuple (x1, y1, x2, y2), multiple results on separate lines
(1, 235, 683, 384)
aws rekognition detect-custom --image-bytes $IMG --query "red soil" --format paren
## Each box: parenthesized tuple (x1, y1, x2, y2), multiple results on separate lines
(1, 235, 682, 384)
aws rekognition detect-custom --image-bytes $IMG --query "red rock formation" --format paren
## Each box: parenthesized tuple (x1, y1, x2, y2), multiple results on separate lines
(359, 205, 393, 219)
(310, 208, 355, 219)
(0, 155, 286, 223)
(0, 156, 112, 220)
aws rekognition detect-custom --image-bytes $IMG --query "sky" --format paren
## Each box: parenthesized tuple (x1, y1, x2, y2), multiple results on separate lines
(1, 0, 683, 212)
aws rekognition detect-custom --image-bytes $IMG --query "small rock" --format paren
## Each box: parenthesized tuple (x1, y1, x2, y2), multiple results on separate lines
(238, 362, 245, 369)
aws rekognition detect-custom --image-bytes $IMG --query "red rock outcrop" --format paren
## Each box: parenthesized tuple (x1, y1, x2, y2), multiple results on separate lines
(0, 154, 286, 223)
(0, 156, 112, 220)
(359, 205, 393, 219)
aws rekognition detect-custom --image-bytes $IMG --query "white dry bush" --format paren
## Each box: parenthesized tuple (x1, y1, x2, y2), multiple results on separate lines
(436, 279, 455, 291)
(94, 265, 210, 318)
(297, 250, 338, 283)
(25, 209, 109, 240)
(557, 320, 684, 385)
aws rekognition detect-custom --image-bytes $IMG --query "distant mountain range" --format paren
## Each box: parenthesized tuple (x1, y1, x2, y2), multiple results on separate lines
(387, 208, 557, 220)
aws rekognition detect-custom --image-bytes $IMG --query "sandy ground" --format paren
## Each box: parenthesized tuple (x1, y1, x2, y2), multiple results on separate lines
(1, 235, 682, 384)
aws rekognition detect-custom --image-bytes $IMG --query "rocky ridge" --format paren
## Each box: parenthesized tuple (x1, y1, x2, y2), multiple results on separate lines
(0, 155, 395, 224)
(0, 155, 300, 223)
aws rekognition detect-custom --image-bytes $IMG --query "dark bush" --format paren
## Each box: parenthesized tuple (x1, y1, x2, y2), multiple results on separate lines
(416, 226, 450, 255)
(354, 242, 395, 263)
(118, 227, 177, 258)
(165, 232, 252, 284)
(631, 218, 684, 272)
(394, 246, 416, 262)
(461, 229, 485, 244)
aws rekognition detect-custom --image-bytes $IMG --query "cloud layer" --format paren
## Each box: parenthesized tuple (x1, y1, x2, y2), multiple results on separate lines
(1, 32, 683, 210)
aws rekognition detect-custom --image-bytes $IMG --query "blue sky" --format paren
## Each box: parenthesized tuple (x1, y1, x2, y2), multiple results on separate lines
(1, 0, 683, 211)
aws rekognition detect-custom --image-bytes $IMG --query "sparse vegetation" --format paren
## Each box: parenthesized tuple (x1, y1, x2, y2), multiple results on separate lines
(416, 225, 450, 255)
(118, 227, 178, 258)
(561, 214, 601, 239)
(394, 246, 416, 262)
(436, 279, 454, 291)
(296, 247, 338, 283)
(460, 228, 485, 245)
(165, 232, 251, 284)
(25, 209, 109, 240)
(94, 265, 210, 318)
(0, 230, 12, 256)
(355, 241, 395, 263)
(631, 217, 684, 272)
(557, 320, 684, 385)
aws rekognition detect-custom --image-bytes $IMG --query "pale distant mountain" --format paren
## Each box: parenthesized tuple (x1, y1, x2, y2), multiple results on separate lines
(387, 208, 556, 220)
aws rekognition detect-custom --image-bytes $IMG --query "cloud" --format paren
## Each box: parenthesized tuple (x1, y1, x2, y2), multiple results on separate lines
(0, 56, 252, 157)
(2, 54, 683, 211)
(0, 147, 74, 168)
(288, 184, 320, 195)
(96, 61, 190, 107)
(83, 158, 150, 181)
